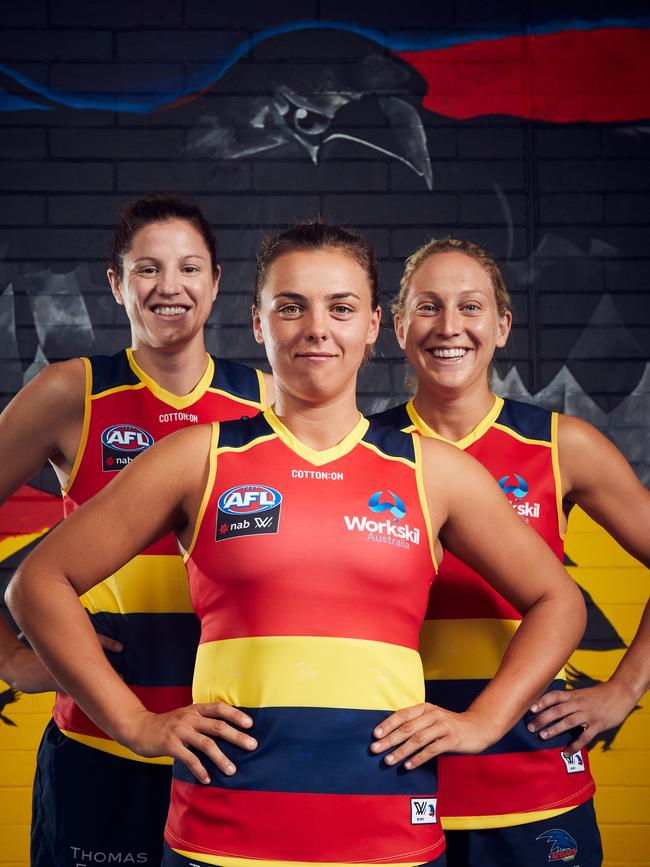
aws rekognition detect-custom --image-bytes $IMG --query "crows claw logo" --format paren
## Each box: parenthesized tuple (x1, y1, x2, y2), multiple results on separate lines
(498, 473, 528, 501)
(368, 490, 406, 521)
(536, 829, 578, 862)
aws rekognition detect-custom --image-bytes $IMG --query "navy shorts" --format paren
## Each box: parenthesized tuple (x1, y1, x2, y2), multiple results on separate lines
(31, 719, 171, 867)
(163, 844, 447, 865)
(444, 798, 602, 867)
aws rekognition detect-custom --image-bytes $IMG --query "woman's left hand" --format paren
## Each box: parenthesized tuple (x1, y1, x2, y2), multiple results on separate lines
(370, 702, 492, 769)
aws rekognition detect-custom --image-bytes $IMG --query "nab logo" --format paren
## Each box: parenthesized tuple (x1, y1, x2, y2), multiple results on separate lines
(498, 473, 528, 500)
(368, 490, 406, 520)
(216, 484, 282, 541)
(101, 424, 154, 472)
(410, 797, 437, 825)
(536, 828, 578, 862)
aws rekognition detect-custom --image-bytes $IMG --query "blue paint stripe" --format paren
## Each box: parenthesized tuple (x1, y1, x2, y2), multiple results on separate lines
(1, 16, 649, 114)
(172, 705, 439, 795)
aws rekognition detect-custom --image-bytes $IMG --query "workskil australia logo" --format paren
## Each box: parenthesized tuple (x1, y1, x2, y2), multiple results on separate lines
(216, 484, 282, 540)
(344, 491, 420, 549)
(498, 473, 541, 522)
(101, 424, 154, 472)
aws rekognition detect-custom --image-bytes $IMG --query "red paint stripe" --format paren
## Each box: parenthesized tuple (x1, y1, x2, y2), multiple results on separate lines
(398, 28, 650, 121)
(437, 748, 595, 817)
(0, 485, 61, 538)
(166, 783, 444, 863)
(54, 685, 193, 740)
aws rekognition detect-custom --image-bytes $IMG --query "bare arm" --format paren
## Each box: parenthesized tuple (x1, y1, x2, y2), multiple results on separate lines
(528, 415, 650, 752)
(372, 439, 586, 768)
(5, 425, 256, 781)
(0, 360, 120, 690)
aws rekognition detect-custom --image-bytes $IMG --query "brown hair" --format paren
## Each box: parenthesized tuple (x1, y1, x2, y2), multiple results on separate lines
(254, 220, 379, 309)
(109, 194, 218, 279)
(391, 237, 512, 318)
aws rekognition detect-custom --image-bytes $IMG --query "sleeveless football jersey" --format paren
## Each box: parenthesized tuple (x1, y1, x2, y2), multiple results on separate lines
(167, 409, 442, 867)
(371, 397, 595, 829)
(53, 348, 265, 762)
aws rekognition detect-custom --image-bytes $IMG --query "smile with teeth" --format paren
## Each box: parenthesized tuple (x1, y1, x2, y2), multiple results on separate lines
(429, 347, 468, 359)
(152, 305, 188, 316)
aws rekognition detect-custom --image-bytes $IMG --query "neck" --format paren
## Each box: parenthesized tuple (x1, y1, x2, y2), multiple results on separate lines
(272, 382, 361, 451)
(130, 339, 209, 396)
(412, 379, 496, 442)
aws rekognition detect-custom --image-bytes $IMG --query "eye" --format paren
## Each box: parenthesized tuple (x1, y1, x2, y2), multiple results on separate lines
(277, 303, 303, 316)
(416, 302, 438, 315)
(181, 265, 200, 274)
(138, 266, 158, 275)
(461, 302, 481, 313)
(332, 304, 354, 316)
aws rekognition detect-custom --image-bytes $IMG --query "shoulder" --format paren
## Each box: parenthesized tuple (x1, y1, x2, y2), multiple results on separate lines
(15, 357, 87, 411)
(495, 398, 553, 442)
(210, 357, 267, 406)
(367, 401, 411, 431)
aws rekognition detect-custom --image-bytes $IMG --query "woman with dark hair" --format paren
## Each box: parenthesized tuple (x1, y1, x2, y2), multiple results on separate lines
(8, 222, 586, 867)
(372, 237, 650, 867)
(0, 193, 271, 866)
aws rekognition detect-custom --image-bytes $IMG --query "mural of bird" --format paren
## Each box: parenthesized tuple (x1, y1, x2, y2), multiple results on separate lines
(0, 686, 20, 727)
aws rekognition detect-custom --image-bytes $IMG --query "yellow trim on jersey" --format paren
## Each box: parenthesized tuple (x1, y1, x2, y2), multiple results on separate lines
(194, 636, 424, 710)
(61, 356, 93, 494)
(60, 729, 172, 764)
(207, 365, 265, 411)
(126, 347, 215, 410)
(551, 411, 566, 540)
(216, 432, 277, 457)
(491, 422, 552, 449)
(184, 422, 220, 563)
(0, 529, 49, 562)
(412, 435, 438, 573)
(80, 555, 192, 614)
(407, 396, 504, 450)
(256, 367, 267, 407)
(359, 440, 416, 469)
(420, 618, 567, 681)
(172, 850, 437, 867)
(264, 408, 369, 467)
(441, 804, 576, 831)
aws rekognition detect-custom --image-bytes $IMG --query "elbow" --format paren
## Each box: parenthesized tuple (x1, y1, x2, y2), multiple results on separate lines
(5, 568, 25, 627)
(566, 580, 588, 652)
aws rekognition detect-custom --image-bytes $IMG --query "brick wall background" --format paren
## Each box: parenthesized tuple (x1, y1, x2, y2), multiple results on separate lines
(0, 2, 648, 865)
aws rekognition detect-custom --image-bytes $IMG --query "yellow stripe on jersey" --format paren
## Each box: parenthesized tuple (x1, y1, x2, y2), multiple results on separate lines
(172, 849, 438, 867)
(407, 396, 504, 450)
(194, 636, 425, 710)
(442, 804, 576, 831)
(62, 356, 93, 494)
(359, 440, 416, 469)
(420, 618, 567, 681)
(126, 347, 216, 410)
(550, 411, 566, 540)
(413, 435, 439, 572)
(265, 408, 369, 467)
(61, 729, 172, 764)
(491, 422, 552, 449)
(80, 554, 193, 614)
(184, 422, 220, 563)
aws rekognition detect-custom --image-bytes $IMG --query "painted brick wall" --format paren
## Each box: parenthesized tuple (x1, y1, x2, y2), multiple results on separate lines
(0, 3, 648, 865)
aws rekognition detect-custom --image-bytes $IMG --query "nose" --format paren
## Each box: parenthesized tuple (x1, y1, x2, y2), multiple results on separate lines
(436, 306, 461, 337)
(156, 270, 182, 297)
(304, 307, 329, 342)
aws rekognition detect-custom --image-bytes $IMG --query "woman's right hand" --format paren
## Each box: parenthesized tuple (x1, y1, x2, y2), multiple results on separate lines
(124, 702, 257, 784)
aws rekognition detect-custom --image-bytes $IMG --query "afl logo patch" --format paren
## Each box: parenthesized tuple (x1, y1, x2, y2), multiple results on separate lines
(217, 484, 282, 540)
(101, 424, 154, 472)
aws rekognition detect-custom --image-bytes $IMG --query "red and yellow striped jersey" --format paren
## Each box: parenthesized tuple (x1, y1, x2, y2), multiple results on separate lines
(53, 348, 265, 762)
(167, 409, 442, 867)
(371, 397, 595, 829)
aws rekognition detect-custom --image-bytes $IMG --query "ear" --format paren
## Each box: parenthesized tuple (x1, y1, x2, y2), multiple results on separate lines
(394, 312, 407, 350)
(211, 264, 221, 302)
(107, 269, 124, 306)
(252, 304, 265, 345)
(366, 305, 382, 347)
(496, 310, 512, 349)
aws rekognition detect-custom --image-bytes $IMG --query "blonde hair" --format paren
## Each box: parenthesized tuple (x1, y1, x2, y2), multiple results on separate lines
(391, 237, 512, 319)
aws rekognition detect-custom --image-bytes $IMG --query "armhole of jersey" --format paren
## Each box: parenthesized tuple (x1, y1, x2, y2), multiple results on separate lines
(413, 434, 439, 573)
(550, 412, 566, 540)
(256, 368, 267, 409)
(183, 422, 220, 564)
(61, 357, 92, 496)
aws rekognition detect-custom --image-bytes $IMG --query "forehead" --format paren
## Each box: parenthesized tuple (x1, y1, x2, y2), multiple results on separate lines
(410, 251, 492, 294)
(128, 219, 206, 254)
(263, 248, 371, 295)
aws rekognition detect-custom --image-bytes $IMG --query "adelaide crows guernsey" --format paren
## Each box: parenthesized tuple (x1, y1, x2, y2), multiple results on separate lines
(167, 409, 442, 867)
(54, 348, 265, 762)
(371, 397, 595, 829)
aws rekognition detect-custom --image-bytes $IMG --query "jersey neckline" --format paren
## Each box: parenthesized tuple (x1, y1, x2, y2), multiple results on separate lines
(263, 407, 369, 467)
(126, 347, 214, 410)
(406, 395, 504, 450)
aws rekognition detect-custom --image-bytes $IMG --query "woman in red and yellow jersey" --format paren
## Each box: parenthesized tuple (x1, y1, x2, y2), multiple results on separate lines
(9, 222, 587, 867)
(372, 238, 650, 867)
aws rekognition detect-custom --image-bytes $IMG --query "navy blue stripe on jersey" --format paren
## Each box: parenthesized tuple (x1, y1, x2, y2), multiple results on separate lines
(89, 612, 200, 686)
(210, 357, 261, 404)
(426, 678, 575, 754)
(90, 352, 140, 395)
(173, 706, 438, 795)
(217, 411, 274, 450)
(496, 399, 552, 443)
(364, 418, 416, 464)
(368, 402, 412, 432)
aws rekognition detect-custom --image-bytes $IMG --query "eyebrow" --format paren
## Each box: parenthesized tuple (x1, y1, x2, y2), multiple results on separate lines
(274, 291, 361, 301)
(132, 254, 207, 263)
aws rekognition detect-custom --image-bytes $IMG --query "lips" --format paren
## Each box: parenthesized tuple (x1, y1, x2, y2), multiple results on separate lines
(151, 305, 189, 316)
(428, 347, 468, 359)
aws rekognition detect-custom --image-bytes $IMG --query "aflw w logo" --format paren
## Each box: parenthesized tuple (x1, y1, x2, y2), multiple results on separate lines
(410, 797, 437, 825)
(254, 516, 273, 529)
